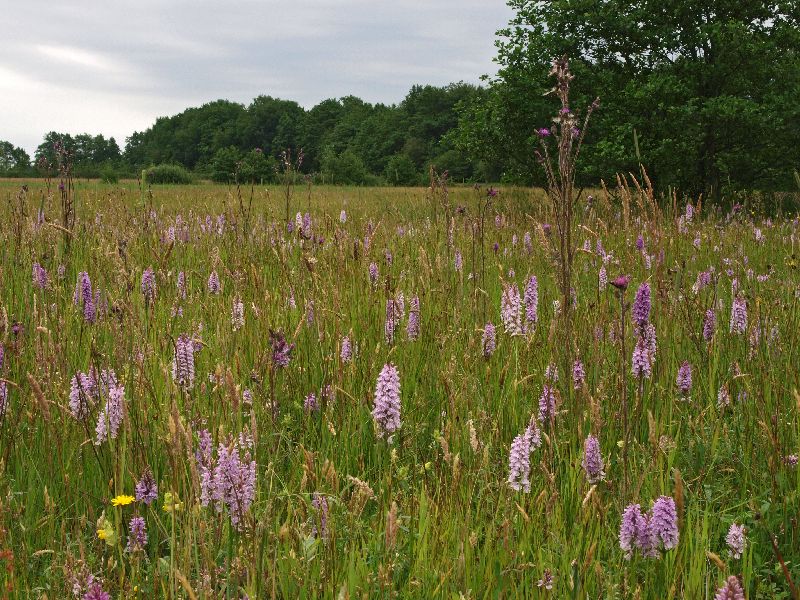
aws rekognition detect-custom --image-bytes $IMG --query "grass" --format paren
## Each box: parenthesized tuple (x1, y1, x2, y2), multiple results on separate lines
(0, 179, 798, 598)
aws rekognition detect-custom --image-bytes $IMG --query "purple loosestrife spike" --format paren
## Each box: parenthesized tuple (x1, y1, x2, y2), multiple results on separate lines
(270, 330, 294, 368)
(135, 470, 158, 505)
(676, 361, 692, 395)
(524, 275, 538, 330)
(482, 323, 496, 358)
(507, 418, 541, 492)
(631, 282, 651, 329)
(650, 496, 679, 550)
(141, 267, 156, 305)
(372, 363, 401, 439)
(83, 582, 110, 600)
(730, 296, 747, 334)
(538, 385, 557, 423)
(703, 309, 716, 341)
(126, 516, 147, 553)
(32, 262, 48, 289)
(573, 359, 586, 390)
(501, 283, 522, 335)
(207, 270, 221, 294)
(715, 576, 745, 600)
(95, 383, 125, 445)
(582, 434, 605, 483)
(172, 334, 195, 389)
(726, 523, 746, 559)
(340, 336, 352, 363)
(406, 296, 420, 340)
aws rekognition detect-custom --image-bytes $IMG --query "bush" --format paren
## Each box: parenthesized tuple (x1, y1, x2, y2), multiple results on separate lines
(384, 153, 420, 186)
(320, 148, 370, 185)
(145, 164, 192, 185)
(100, 165, 119, 184)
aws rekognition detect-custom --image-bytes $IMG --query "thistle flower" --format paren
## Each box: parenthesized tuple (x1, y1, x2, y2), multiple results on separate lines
(508, 418, 541, 492)
(482, 322, 496, 358)
(703, 309, 716, 341)
(231, 296, 245, 331)
(141, 267, 156, 305)
(340, 336, 353, 363)
(95, 383, 125, 445)
(631, 282, 651, 330)
(406, 296, 420, 340)
(650, 496, 679, 550)
(373, 363, 401, 439)
(730, 296, 747, 334)
(135, 470, 158, 505)
(725, 523, 746, 559)
(524, 275, 538, 330)
(572, 359, 586, 390)
(32, 262, 48, 289)
(501, 283, 522, 335)
(582, 434, 605, 483)
(538, 384, 557, 423)
(207, 270, 221, 294)
(125, 516, 147, 553)
(714, 576, 745, 600)
(676, 361, 692, 395)
(269, 330, 294, 368)
(610, 275, 630, 291)
(172, 334, 195, 389)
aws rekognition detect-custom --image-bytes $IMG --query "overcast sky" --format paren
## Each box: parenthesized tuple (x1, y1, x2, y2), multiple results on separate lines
(0, 1, 514, 156)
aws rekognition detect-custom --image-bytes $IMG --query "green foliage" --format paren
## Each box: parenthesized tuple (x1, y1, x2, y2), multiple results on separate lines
(145, 163, 192, 184)
(384, 153, 420, 186)
(455, 0, 800, 194)
(320, 146, 371, 185)
(0, 140, 30, 175)
(99, 165, 118, 184)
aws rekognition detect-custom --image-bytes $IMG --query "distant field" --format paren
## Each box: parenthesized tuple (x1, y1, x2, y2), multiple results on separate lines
(0, 180, 797, 598)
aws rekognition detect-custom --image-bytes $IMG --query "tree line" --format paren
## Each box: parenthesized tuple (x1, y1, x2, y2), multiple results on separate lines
(2, 0, 797, 195)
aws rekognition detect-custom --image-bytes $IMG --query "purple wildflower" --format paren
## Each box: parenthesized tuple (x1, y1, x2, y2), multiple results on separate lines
(573, 359, 586, 390)
(135, 470, 158, 505)
(83, 582, 110, 600)
(538, 384, 557, 423)
(610, 275, 630, 291)
(210, 440, 257, 528)
(620, 504, 646, 559)
(207, 270, 221, 294)
(231, 296, 244, 331)
(407, 296, 420, 340)
(730, 296, 747, 334)
(32, 262, 48, 289)
(141, 267, 156, 305)
(172, 334, 195, 389)
(650, 496, 679, 550)
(304, 392, 319, 413)
(372, 363, 401, 439)
(726, 523, 746, 559)
(524, 275, 538, 330)
(632, 338, 652, 379)
(95, 382, 125, 445)
(631, 282, 651, 330)
(676, 361, 692, 395)
(482, 323, 496, 358)
(536, 569, 554, 590)
(715, 576, 745, 600)
(340, 336, 352, 363)
(0, 382, 7, 416)
(126, 516, 147, 553)
(269, 330, 294, 368)
(177, 271, 187, 299)
(311, 492, 329, 540)
(69, 372, 95, 420)
(703, 309, 716, 341)
(507, 418, 541, 492)
(384, 299, 397, 344)
(454, 250, 463, 273)
(598, 266, 607, 291)
(582, 434, 605, 483)
(501, 283, 522, 335)
(369, 262, 378, 287)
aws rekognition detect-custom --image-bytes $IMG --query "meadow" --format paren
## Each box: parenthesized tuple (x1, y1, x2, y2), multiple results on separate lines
(0, 177, 798, 599)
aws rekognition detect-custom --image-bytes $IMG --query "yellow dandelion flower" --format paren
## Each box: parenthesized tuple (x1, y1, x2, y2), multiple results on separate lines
(111, 494, 135, 507)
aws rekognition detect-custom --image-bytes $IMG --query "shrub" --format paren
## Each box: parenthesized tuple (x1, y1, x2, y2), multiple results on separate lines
(145, 164, 192, 185)
(100, 165, 119, 184)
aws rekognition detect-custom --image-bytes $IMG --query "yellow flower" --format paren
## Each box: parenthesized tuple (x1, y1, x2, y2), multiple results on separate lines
(111, 494, 135, 507)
